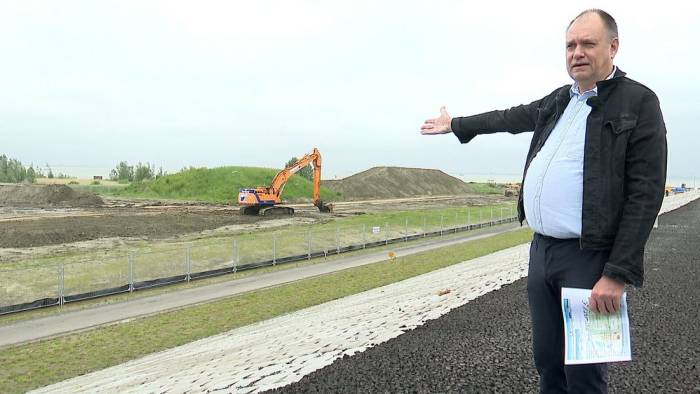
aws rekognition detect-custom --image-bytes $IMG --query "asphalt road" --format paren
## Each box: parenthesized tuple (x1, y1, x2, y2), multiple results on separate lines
(0, 221, 522, 348)
(270, 200, 700, 393)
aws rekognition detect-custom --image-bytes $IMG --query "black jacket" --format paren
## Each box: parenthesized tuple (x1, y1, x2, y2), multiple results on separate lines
(450, 68, 667, 286)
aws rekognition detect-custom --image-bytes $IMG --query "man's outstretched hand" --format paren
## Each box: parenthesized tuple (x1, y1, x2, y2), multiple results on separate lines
(421, 106, 452, 135)
(589, 276, 626, 315)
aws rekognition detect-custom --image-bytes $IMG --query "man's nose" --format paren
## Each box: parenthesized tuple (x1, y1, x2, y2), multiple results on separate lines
(573, 45, 585, 58)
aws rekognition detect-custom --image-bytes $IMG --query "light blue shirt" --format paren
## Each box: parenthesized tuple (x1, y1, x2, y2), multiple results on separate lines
(523, 68, 616, 239)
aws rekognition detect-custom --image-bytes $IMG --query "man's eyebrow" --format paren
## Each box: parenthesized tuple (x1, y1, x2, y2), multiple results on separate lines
(566, 38, 598, 46)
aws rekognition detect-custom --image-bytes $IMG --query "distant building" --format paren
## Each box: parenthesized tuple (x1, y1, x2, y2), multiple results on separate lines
(93, 176, 103, 180)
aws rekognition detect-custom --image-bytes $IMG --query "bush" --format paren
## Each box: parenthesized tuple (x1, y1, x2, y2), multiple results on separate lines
(110, 161, 161, 183)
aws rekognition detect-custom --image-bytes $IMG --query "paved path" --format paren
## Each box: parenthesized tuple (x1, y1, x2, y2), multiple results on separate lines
(32, 244, 530, 393)
(0, 222, 521, 348)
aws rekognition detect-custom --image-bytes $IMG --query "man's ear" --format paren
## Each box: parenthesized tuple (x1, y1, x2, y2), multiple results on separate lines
(610, 37, 619, 60)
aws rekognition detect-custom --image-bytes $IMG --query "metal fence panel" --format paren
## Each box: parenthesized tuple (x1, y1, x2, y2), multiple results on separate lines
(274, 231, 308, 261)
(190, 242, 235, 274)
(309, 227, 338, 254)
(133, 248, 187, 285)
(237, 235, 274, 266)
(0, 266, 58, 309)
(63, 257, 129, 298)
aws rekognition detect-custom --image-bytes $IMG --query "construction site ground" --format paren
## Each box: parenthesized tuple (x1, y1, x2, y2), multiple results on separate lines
(0, 193, 513, 262)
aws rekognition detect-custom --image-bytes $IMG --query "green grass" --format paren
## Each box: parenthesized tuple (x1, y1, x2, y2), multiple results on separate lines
(94, 166, 339, 203)
(0, 228, 532, 393)
(466, 182, 506, 194)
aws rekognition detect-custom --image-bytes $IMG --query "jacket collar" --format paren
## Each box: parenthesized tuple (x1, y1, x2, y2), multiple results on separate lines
(588, 67, 626, 107)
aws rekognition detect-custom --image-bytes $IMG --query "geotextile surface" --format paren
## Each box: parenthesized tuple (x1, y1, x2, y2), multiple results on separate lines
(271, 200, 700, 393)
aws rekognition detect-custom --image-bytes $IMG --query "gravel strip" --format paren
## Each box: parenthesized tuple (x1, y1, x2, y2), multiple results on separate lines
(272, 199, 700, 394)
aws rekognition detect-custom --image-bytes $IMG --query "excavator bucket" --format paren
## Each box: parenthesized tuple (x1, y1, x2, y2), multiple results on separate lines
(315, 200, 333, 213)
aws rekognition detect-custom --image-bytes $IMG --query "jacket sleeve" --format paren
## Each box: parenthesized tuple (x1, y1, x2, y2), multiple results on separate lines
(450, 98, 544, 144)
(602, 92, 668, 287)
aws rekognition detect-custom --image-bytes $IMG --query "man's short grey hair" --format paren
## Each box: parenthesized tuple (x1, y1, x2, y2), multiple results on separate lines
(568, 9, 618, 40)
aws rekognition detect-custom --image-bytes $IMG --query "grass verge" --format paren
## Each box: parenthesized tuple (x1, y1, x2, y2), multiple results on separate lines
(0, 228, 532, 393)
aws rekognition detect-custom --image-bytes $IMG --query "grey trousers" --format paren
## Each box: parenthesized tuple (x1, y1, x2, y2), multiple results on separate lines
(528, 233, 609, 394)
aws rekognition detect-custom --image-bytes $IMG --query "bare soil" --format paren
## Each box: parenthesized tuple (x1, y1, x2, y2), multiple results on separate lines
(0, 194, 512, 250)
(0, 182, 514, 263)
(0, 184, 103, 208)
(323, 167, 477, 200)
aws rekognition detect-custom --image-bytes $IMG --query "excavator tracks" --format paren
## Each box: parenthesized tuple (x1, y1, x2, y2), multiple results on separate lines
(259, 206, 295, 216)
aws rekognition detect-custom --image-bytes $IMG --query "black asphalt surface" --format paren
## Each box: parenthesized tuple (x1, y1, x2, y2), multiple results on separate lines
(270, 200, 700, 394)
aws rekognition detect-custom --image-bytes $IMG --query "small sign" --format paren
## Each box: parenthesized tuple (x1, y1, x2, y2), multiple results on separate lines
(372, 226, 381, 234)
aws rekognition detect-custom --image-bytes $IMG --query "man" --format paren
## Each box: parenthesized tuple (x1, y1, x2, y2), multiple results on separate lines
(420, 9, 667, 394)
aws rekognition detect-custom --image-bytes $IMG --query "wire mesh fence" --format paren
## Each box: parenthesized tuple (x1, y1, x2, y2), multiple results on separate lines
(0, 205, 521, 315)
(0, 266, 60, 312)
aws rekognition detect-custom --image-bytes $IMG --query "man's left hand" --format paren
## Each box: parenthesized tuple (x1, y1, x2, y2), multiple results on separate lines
(589, 276, 625, 315)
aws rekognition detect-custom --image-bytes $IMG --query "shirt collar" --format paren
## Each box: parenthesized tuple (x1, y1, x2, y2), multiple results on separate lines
(570, 65, 617, 98)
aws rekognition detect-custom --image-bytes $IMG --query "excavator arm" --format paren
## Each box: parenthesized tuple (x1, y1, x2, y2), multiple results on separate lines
(238, 148, 332, 214)
(269, 148, 322, 202)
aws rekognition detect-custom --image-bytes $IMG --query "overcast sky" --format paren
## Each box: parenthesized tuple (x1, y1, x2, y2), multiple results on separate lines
(1, 1, 698, 183)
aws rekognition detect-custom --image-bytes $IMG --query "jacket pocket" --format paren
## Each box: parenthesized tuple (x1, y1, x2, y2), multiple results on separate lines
(605, 114, 638, 134)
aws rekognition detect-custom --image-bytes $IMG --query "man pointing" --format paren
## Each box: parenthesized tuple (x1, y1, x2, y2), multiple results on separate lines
(421, 9, 667, 393)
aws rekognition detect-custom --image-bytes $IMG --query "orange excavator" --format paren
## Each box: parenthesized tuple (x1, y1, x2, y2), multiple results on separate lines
(238, 148, 333, 215)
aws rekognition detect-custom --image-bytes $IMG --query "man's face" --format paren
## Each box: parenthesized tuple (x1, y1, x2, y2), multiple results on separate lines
(566, 13, 618, 90)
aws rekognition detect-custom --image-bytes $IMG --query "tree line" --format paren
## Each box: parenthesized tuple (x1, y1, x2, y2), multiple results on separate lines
(109, 161, 166, 183)
(0, 154, 68, 183)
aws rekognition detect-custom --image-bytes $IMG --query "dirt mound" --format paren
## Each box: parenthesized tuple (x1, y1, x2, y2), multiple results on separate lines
(0, 184, 103, 208)
(323, 167, 473, 200)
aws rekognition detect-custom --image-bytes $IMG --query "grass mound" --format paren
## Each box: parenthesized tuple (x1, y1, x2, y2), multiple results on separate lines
(111, 166, 339, 203)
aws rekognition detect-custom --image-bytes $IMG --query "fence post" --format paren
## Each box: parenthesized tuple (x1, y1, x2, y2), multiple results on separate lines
(468, 208, 471, 226)
(128, 252, 134, 292)
(58, 264, 65, 309)
(455, 212, 458, 232)
(307, 229, 312, 260)
(336, 227, 340, 254)
(232, 240, 238, 273)
(423, 216, 427, 237)
(404, 217, 408, 241)
(440, 215, 444, 236)
(273, 234, 277, 265)
(362, 224, 366, 249)
(385, 222, 389, 245)
(186, 245, 191, 283)
(491, 207, 494, 222)
(479, 209, 482, 223)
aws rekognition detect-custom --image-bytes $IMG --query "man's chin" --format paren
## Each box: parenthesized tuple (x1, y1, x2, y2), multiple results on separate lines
(570, 71, 591, 82)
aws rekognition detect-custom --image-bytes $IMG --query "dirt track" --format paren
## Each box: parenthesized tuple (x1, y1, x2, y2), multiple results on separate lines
(0, 207, 266, 248)
(0, 194, 512, 251)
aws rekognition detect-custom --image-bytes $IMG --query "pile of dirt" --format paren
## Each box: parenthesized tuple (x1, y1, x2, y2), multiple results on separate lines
(0, 184, 103, 208)
(323, 167, 474, 200)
